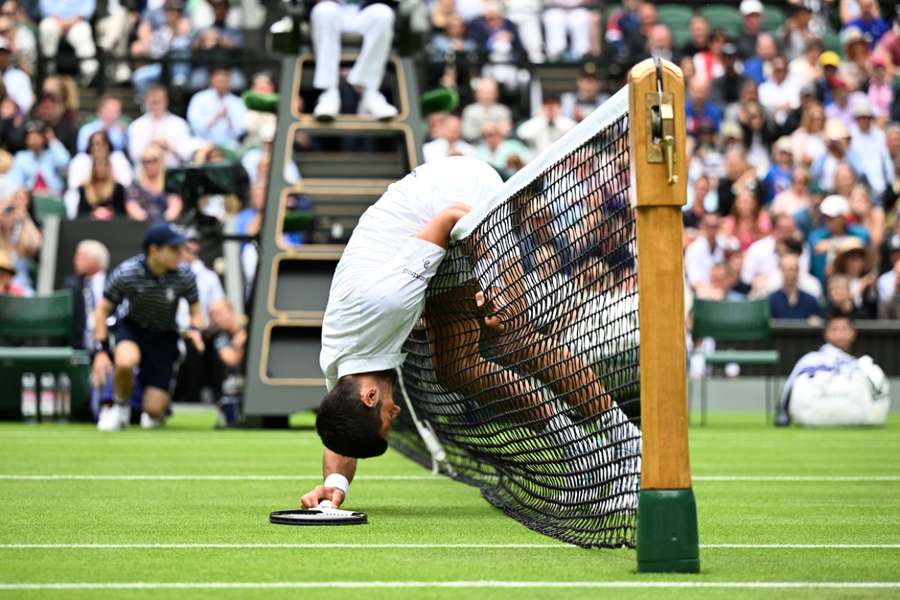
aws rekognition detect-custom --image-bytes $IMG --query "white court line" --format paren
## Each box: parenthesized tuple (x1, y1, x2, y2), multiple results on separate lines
(1, 474, 898, 482)
(1, 543, 898, 550)
(0, 581, 898, 591)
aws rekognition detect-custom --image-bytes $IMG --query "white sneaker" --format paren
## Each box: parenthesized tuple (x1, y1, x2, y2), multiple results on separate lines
(140, 412, 165, 430)
(113, 63, 131, 83)
(358, 89, 398, 121)
(97, 404, 129, 432)
(313, 88, 340, 121)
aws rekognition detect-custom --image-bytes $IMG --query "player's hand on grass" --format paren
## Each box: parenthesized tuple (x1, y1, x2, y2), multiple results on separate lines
(91, 352, 113, 387)
(300, 485, 345, 509)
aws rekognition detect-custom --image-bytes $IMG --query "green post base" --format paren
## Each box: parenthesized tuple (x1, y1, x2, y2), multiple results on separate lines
(636, 488, 700, 573)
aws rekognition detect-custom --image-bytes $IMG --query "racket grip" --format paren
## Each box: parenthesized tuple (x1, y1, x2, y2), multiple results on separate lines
(317, 500, 334, 509)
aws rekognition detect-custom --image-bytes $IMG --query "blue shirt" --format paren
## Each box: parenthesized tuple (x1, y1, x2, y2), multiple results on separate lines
(76, 120, 128, 153)
(847, 18, 889, 46)
(807, 224, 870, 284)
(685, 100, 723, 136)
(762, 164, 793, 204)
(743, 57, 766, 85)
(39, 0, 95, 19)
(186, 89, 248, 149)
(768, 289, 822, 320)
(8, 140, 71, 195)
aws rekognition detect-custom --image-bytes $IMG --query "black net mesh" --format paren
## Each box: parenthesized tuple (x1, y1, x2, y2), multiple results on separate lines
(391, 112, 642, 548)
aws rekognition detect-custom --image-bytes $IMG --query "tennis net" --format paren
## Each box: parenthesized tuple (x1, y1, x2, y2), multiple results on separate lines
(391, 86, 643, 548)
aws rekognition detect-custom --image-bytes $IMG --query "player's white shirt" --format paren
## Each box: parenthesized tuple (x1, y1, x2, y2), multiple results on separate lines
(320, 156, 504, 390)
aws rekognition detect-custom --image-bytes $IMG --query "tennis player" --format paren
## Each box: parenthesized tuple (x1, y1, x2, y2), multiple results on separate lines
(302, 156, 635, 509)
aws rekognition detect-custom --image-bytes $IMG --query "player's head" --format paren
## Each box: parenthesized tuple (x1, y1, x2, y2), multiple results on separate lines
(823, 310, 856, 352)
(143, 222, 187, 271)
(316, 372, 400, 458)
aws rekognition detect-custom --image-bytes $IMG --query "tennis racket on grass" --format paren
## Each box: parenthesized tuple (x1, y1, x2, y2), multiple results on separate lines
(269, 501, 368, 526)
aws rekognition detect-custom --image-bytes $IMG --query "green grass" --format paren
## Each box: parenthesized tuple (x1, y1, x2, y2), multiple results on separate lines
(0, 411, 898, 599)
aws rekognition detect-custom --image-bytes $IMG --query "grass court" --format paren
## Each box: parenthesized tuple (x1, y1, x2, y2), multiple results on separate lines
(1, 411, 898, 598)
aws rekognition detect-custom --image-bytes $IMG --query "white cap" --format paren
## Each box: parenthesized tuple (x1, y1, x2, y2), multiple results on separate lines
(820, 195, 850, 218)
(740, 0, 764, 16)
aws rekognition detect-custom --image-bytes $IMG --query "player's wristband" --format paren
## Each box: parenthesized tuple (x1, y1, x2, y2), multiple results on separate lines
(93, 339, 111, 357)
(323, 473, 349, 495)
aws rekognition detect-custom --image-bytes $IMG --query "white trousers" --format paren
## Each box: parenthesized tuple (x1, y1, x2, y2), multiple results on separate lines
(310, 1, 395, 91)
(506, 10, 544, 63)
(96, 6, 133, 55)
(38, 17, 98, 77)
(542, 8, 591, 61)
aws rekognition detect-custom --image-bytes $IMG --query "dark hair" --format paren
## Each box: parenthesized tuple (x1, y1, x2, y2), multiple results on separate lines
(88, 130, 113, 155)
(315, 376, 389, 459)
(780, 237, 804, 256)
(824, 307, 854, 326)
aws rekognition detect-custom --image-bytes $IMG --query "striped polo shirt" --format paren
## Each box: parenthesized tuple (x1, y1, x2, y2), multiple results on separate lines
(104, 255, 199, 332)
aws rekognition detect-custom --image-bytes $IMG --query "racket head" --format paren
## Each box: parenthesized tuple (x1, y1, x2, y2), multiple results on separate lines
(269, 507, 368, 526)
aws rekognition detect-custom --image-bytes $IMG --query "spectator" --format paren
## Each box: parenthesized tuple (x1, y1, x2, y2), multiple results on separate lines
(722, 188, 772, 251)
(811, 120, 865, 193)
(761, 137, 796, 205)
(0, 189, 41, 293)
(8, 120, 70, 196)
(759, 55, 801, 128)
(309, 0, 397, 121)
(744, 32, 778, 85)
(776, 311, 889, 427)
(692, 28, 726, 84)
(826, 77, 865, 129)
(127, 85, 195, 166)
(189, 0, 244, 90)
(621, 1, 656, 65)
(772, 167, 813, 216)
(423, 114, 476, 163)
(0, 37, 31, 114)
(684, 212, 737, 290)
(768, 252, 823, 320)
(429, 14, 478, 60)
(874, 13, 900, 68)
(64, 239, 109, 350)
(561, 63, 607, 123)
(95, 0, 136, 83)
(790, 101, 827, 165)
(461, 77, 512, 142)
(503, 0, 542, 64)
(176, 229, 224, 332)
(829, 237, 877, 318)
(189, 0, 244, 31)
(76, 96, 127, 154)
(808, 194, 870, 284)
(38, 0, 98, 83)
(66, 130, 132, 218)
(542, 0, 593, 63)
(849, 100, 894, 201)
(789, 38, 824, 89)
(736, 0, 764, 59)
(125, 144, 182, 222)
(694, 260, 745, 301)
(603, 0, 640, 59)
(711, 43, 748, 107)
(243, 71, 277, 149)
(208, 299, 246, 382)
(846, 0, 888, 46)
(681, 15, 710, 58)
(32, 76, 78, 154)
(866, 55, 893, 122)
(0, 248, 24, 295)
(848, 184, 885, 250)
(738, 100, 777, 173)
(475, 119, 530, 179)
(877, 234, 900, 319)
(187, 67, 248, 150)
(838, 27, 870, 91)
(468, 0, 527, 83)
(717, 147, 758, 217)
(778, 2, 814, 61)
(75, 154, 126, 220)
(192, 144, 241, 221)
(516, 95, 575, 154)
(130, 0, 193, 95)
(685, 77, 723, 137)
(0, 14, 35, 74)
(825, 273, 868, 318)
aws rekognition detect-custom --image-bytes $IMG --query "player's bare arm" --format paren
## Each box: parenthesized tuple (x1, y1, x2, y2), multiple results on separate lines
(300, 449, 357, 508)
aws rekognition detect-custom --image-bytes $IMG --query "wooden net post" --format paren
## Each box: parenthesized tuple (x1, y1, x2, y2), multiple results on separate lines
(629, 58, 700, 573)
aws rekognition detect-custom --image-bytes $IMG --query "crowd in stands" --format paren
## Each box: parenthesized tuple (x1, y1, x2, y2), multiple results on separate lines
(420, 0, 900, 323)
(1, 0, 900, 418)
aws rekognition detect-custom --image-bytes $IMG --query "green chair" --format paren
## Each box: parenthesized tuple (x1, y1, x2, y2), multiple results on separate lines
(671, 27, 692, 50)
(0, 291, 91, 421)
(692, 299, 781, 426)
(761, 5, 785, 32)
(657, 5, 695, 30)
(32, 194, 66, 220)
(700, 5, 743, 37)
(823, 30, 843, 56)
